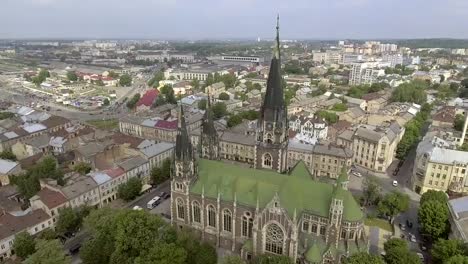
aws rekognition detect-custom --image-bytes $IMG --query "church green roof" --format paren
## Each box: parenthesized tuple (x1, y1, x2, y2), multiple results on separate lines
(191, 159, 363, 222)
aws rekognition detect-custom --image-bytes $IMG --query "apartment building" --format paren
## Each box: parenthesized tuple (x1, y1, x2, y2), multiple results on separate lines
(412, 136, 468, 194)
(312, 50, 343, 64)
(338, 122, 404, 173)
(135, 51, 195, 63)
(349, 62, 386, 85)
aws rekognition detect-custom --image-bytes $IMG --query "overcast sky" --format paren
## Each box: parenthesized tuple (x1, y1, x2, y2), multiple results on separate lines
(1, 0, 468, 40)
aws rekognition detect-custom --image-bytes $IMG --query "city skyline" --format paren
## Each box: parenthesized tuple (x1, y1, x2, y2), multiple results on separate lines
(1, 0, 468, 39)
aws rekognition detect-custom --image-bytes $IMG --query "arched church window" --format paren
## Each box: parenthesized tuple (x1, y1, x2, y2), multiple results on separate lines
(192, 201, 201, 223)
(265, 133, 273, 144)
(265, 223, 284, 255)
(207, 205, 216, 227)
(263, 153, 272, 168)
(176, 198, 185, 220)
(223, 209, 232, 232)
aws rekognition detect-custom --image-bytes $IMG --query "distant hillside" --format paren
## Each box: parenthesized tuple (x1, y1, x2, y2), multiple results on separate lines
(393, 39, 468, 49)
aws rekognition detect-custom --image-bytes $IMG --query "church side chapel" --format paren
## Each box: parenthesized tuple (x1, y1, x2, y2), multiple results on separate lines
(170, 17, 368, 264)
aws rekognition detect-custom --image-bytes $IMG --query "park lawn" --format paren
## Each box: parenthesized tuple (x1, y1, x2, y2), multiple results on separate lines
(86, 118, 119, 130)
(364, 217, 393, 233)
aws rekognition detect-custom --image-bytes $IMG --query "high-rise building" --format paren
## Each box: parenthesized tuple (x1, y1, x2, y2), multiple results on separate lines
(349, 62, 385, 85)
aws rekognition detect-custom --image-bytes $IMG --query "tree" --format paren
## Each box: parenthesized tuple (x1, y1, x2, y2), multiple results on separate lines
(223, 255, 247, 264)
(119, 74, 132, 87)
(190, 79, 200, 90)
(103, 98, 110, 106)
(384, 238, 421, 264)
(253, 255, 294, 264)
(161, 158, 171, 180)
(108, 71, 119, 78)
(220, 74, 237, 88)
(135, 243, 187, 264)
(37, 228, 57, 240)
(377, 191, 409, 222)
(228, 114, 243, 128)
(345, 252, 385, 264)
(126, 93, 141, 109)
(391, 80, 428, 104)
(56, 207, 82, 235)
(440, 74, 446, 83)
(193, 242, 217, 264)
(66, 71, 78, 81)
(24, 239, 70, 264)
(316, 110, 338, 124)
(0, 149, 17, 161)
(331, 103, 348, 112)
(420, 190, 448, 205)
(117, 177, 142, 201)
(446, 255, 468, 264)
(73, 162, 92, 175)
(148, 71, 165, 87)
(361, 176, 382, 206)
(454, 114, 465, 131)
(13, 232, 36, 259)
(0, 111, 15, 120)
(212, 102, 227, 119)
(218, 92, 230, 100)
(461, 79, 468, 89)
(418, 200, 450, 241)
(431, 239, 466, 264)
(198, 99, 207, 110)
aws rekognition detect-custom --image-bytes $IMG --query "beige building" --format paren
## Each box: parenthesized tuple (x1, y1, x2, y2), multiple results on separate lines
(337, 122, 404, 173)
(0, 159, 21, 186)
(412, 136, 468, 194)
(448, 196, 468, 242)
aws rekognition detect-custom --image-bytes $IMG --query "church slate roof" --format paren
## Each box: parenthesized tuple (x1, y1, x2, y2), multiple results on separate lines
(191, 159, 363, 222)
(175, 106, 193, 161)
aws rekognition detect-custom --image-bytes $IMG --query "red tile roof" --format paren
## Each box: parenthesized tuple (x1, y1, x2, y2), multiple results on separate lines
(104, 167, 125, 178)
(136, 89, 159, 107)
(36, 187, 67, 209)
(0, 209, 51, 240)
(154, 119, 177, 130)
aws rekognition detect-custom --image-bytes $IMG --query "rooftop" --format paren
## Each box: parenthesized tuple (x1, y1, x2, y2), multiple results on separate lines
(0, 159, 19, 174)
(0, 209, 50, 240)
(35, 187, 68, 209)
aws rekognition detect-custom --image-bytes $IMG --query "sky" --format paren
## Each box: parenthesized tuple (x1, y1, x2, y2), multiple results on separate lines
(1, 0, 468, 40)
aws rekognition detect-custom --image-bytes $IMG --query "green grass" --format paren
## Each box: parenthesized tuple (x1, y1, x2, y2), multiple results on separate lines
(364, 218, 393, 232)
(86, 119, 119, 130)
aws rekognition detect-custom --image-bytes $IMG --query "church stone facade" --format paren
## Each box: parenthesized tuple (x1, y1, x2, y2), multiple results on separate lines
(170, 19, 367, 264)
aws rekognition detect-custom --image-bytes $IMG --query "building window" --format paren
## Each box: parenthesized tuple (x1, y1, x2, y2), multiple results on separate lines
(223, 209, 232, 232)
(265, 133, 273, 144)
(341, 229, 347, 239)
(176, 198, 185, 220)
(265, 223, 284, 255)
(192, 201, 201, 223)
(349, 230, 355, 239)
(263, 153, 272, 168)
(302, 221, 309, 232)
(242, 213, 253, 238)
(207, 205, 216, 228)
(320, 226, 326, 236)
(311, 224, 318, 234)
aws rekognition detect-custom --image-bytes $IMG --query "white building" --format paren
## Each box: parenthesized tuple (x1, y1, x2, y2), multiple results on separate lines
(289, 116, 328, 144)
(349, 62, 386, 85)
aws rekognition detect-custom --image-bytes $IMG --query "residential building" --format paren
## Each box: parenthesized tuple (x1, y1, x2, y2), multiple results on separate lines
(448, 196, 468, 242)
(289, 116, 328, 144)
(136, 89, 159, 112)
(0, 159, 21, 186)
(135, 51, 195, 63)
(139, 142, 175, 169)
(349, 62, 385, 85)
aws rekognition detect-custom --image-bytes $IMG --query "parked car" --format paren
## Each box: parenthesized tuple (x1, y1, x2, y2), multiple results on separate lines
(352, 171, 362, 177)
(133, 205, 143, 211)
(160, 192, 170, 200)
(416, 252, 424, 261)
(392, 180, 398, 187)
(410, 234, 417, 243)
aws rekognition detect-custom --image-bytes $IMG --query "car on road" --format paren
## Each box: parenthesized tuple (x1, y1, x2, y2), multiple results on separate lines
(410, 234, 417, 243)
(352, 171, 362, 177)
(133, 205, 143, 211)
(160, 192, 170, 200)
(392, 180, 398, 187)
(416, 252, 424, 261)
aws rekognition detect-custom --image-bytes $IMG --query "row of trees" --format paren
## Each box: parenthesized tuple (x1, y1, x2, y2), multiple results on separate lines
(316, 110, 339, 124)
(384, 64, 415, 76)
(197, 100, 228, 118)
(205, 73, 237, 88)
(31, 69, 50, 86)
(148, 71, 165, 88)
(154, 85, 177, 107)
(10, 156, 65, 199)
(347, 82, 389, 99)
(395, 103, 432, 159)
(117, 177, 143, 201)
(126, 93, 141, 109)
(0, 149, 17, 161)
(227, 110, 259, 128)
(150, 158, 171, 185)
(390, 80, 429, 104)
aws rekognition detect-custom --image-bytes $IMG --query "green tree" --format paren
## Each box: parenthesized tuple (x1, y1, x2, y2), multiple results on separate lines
(117, 177, 143, 201)
(24, 239, 70, 264)
(148, 71, 165, 87)
(384, 238, 421, 264)
(191, 79, 200, 90)
(198, 99, 207, 110)
(418, 200, 450, 241)
(377, 191, 409, 222)
(345, 252, 385, 264)
(135, 243, 187, 264)
(421, 190, 448, 205)
(126, 93, 141, 109)
(0, 111, 15, 120)
(462, 79, 468, 89)
(108, 71, 119, 78)
(119, 74, 132, 87)
(446, 255, 468, 264)
(454, 114, 465, 131)
(223, 255, 247, 264)
(361, 176, 382, 206)
(56, 207, 82, 235)
(219, 92, 230, 100)
(227, 114, 243, 128)
(66, 71, 78, 81)
(0, 149, 17, 161)
(391, 80, 428, 104)
(331, 103, 348, 112)
(150, 160, 171, 186)
(431, 239, 466, 264)
(316, 110, 338, 124)
(37, 228, 57, 240)
(73, 162, 92, 175)
(103, 98, 110, 106)
(194, 242, 217, 264)
(13, 232, 36, 259)
(220, 74, 237, 88)
(212, 102, 227, 119)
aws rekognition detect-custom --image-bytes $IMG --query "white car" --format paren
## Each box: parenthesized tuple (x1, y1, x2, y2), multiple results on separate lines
(410, 234, 417, 243)
(132, 205, 143, 211)
(392, 180, 398, 187)
(352, 171, 362, 177)
(416, 252, 424, 261)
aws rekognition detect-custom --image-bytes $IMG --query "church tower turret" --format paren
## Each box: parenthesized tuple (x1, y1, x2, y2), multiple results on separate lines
(254, 15, 289, 173)
(173, 105, 196, 181)
(199, 95, 220, 160)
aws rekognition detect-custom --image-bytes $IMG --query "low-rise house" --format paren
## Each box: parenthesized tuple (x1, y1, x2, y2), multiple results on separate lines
(205, 82, 225, 98)
(0, 209, 52, 260)
(289, 115, 328, 144)
(136, 89, 159, 112)
(118, 156, 150, 183)
(30, 187, 68, 224)
(139, 142, 174, 169)
(432, 106, 456, 128)
(0, 159, 21, 186)
(337, 107, 366, 124)
(11, 134, 50, 160)
(328, 120, 352, 142)
(224, 99, 243, 112)
(448, 196, 468, 242)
